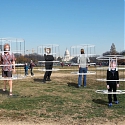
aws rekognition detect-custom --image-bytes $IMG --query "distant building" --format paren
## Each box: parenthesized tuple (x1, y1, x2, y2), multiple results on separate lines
(63, 48, 72, 62)
(0, 45, 3, 51)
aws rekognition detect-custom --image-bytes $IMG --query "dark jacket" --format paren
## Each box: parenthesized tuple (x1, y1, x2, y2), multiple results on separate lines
(107, 68, 119, 85)
(30, 62, 35, 69)
(24, 64, 29, 70)
(44, 54, 54, 66)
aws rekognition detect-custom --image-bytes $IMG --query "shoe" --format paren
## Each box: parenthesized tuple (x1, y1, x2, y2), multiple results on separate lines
(46, 79, 51, 81)
(78, 85, 81, 88)
(9, 92, 13, 96)
(42, 79, 46, 83)
(115, 101, 119, 104)
(3, 88, 7, 92)
(108, 103, 112, 107)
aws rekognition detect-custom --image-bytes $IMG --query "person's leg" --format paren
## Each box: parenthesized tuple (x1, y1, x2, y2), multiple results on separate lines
(7, 71, 13, 95)
(113, 83, 118, 103)
(25, 70, 27, 75)
(9, 80, 12, 95)
(32, 68, 34, 75)
(47, 65, 52, 80)
(43, 65, 49, 82)
(30, 68, 32, 75)
(2, 71, 7, 91)
(108, 84, 113, 106)
(78, 67, 82, 87)
(83, 68, 87, 87)
(26, 70, 28, 75)
(3, 80, 7, 91)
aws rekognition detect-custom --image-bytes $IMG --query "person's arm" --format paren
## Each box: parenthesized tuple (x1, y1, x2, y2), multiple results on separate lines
(0, 54, 2, 64)
(77, 56, 80, 68)
(117, 71, 119, 87)
(44, 54, 47, 61)
(107, 70, 110, 89)
(12, 60, 15, 73)
(12, 54, 16, 73)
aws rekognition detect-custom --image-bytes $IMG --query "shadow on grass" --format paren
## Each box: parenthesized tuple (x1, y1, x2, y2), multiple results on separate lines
(33, 78, 43, 82)
(92, 99, 108, 106)
(67, 82, 78, 88)
(0, 89, 9, 95)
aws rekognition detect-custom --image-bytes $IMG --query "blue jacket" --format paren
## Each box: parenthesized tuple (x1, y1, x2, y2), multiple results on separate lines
(24, 65, 29, 70)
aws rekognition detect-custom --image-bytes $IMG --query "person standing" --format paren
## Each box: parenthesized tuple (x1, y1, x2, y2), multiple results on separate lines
(0, 43, 16, 96)
(24, 63, 29, 76)
(107, 59, 119, 107)
(42, 48, 54, 83)
(77, 49, 90, 88)
(29, 60, 35, 77)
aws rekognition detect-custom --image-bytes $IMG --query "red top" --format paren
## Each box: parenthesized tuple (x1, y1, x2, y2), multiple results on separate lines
(1, 52, 15, 71)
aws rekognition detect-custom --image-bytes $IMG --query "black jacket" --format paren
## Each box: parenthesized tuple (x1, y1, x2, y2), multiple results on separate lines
(107, 68, 119, 85)
(44, 54, 54, 66)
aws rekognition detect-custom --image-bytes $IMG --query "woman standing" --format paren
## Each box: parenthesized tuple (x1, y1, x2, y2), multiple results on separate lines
(1, 43, 15, 96)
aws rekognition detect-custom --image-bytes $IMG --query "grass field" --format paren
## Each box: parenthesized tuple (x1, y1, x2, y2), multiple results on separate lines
(0, 66, 125, 125)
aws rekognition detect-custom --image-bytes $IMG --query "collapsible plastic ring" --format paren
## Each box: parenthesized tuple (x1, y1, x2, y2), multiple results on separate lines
(95, 90, 125, 94)
(71, 71, 96, 75)
(38, 68, 60, 71)
(96, 79, 125, 81)
(0, 74, 25, 80)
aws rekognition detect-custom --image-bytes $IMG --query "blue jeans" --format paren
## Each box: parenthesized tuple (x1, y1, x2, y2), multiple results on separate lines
(25, 70, 28, 75)
(78, 67, 87, 86)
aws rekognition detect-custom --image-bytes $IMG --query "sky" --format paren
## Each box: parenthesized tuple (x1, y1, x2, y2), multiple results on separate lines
(0, 0, 124, 57)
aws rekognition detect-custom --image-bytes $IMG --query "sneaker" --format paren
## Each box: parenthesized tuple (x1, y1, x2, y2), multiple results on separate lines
(108, 103, 112, 107)
(78, 85, 81, 88)
(3, 88, 7, 92)
(9, 92, 13, 96)
(46, 78, 51, 81)
(115, 101, 119, 104)
(42, 79, 46, 83)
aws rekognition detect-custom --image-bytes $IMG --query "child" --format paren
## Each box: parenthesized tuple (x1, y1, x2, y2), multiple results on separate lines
(24, 63, 29, 76)
(107, 59, 119, 107)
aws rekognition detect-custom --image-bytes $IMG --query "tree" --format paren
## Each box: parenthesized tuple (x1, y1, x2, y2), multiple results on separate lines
(110, 43, 117, 55)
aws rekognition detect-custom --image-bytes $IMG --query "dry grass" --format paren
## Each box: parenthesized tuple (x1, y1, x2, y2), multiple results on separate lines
(0, 66, 125, 125)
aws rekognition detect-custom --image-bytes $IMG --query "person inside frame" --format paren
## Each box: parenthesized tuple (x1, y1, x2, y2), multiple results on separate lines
(107, 59, 119, 107)
(0, 43, 16, 96)
(42, 47, 54, 83)
(77, 48, 90, 88)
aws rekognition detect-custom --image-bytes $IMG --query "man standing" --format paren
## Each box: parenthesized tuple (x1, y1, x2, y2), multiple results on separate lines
(42, 48, 54, 83)
(77, 49, 90, 87)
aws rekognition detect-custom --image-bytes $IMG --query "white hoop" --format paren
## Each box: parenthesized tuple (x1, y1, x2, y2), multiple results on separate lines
(71, 44, 95, 48)
(96, 67, 125, 70)
(38, 68, 60, 71)
(96, 55, 124, 60)
(95, 90, 125, 94)
(0, 74, 25, 80)
(104, 55, 124, 57)
(0, 64, 24, 66)
(0, 38, 25, 42)
(38, 61, 60, 63)
(96, 78, 125, 81)
(71, 71, 96, 75)
(72, 53, 96, 57)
